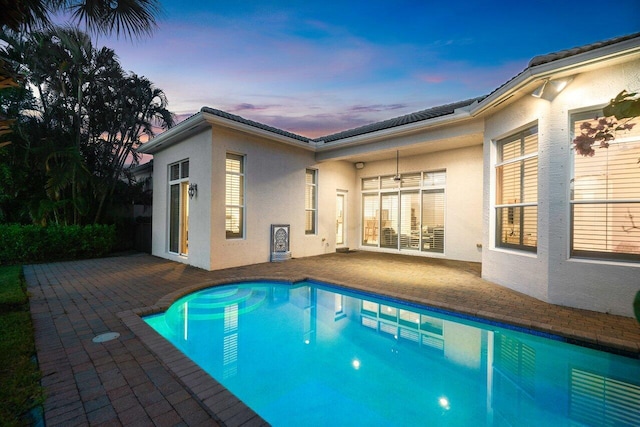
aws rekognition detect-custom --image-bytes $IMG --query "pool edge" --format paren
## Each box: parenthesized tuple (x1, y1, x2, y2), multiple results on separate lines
(117, 308, 271, 427)
(119, 276, 639, 425)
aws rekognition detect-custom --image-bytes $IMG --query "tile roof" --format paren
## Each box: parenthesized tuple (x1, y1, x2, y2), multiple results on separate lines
(200, 106, 312, 143)
(479, 32, 640, 107)
(193, 32, 639, 146)
(528, 32, 640, 67)
(200, 98, 486, 145)
(317, 97, 485, 143)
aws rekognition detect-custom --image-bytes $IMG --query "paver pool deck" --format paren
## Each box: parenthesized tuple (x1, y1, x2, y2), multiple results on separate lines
(24, 251, 640, 426)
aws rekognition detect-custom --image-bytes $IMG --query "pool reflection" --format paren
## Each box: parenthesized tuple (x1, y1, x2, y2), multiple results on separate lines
(146, 282, 640, 427)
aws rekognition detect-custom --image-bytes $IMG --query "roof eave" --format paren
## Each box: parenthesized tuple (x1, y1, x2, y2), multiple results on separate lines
(471, 37, 640, 116)
(138, 111, 316, 155)
(138, 112, 208, 154)
(315, 108, 475, 152)
(200, 111, 316, 151)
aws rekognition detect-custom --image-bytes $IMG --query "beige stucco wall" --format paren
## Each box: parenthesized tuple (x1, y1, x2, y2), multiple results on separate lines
(208, 127, 357, 270)
(150, 128, 213, 270)
(312, 160, 359, 255)
(483, 58, 640, 316)
(355, 144, 484, 262)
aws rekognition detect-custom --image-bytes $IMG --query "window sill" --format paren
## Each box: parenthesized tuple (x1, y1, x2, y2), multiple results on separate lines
(567, 257, 640, 268)
(489, 246, 538, 259)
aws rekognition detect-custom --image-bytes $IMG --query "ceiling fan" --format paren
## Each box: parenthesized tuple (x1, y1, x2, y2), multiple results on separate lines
(393, 150, 402, 182)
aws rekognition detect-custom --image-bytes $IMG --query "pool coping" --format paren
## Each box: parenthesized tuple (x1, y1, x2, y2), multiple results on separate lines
(118, 274, 640, 426)
(118, 276, 291, 427)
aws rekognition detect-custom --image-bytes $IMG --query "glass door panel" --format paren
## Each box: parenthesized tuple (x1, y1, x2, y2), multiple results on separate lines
(422, 190, 445, 253)
(336, 193, 345, 246)
(380, 193, 398, 248)
(180, 181, 189, 255)
(169, 182, 189, 255)
(362, 194, 379, 246)
(169, 184, 180, 253)
(400, 191, 420, 250)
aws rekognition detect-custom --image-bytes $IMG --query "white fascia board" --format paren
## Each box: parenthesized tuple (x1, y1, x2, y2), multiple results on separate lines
(315, 109, 474, 152)
(138, 112, 208, 154)
(139, 110, 316, 154)
(201, 111, 316, 151)
(471, 38, 640, 116)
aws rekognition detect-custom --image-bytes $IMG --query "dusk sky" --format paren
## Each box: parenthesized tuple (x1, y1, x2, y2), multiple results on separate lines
(92, 0, 640, 138)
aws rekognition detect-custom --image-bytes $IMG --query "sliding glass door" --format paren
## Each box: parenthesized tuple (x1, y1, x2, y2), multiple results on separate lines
(361, 171, 445, 253)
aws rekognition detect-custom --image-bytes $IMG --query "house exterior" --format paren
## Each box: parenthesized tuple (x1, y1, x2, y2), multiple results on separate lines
(139, 33, 640, 317)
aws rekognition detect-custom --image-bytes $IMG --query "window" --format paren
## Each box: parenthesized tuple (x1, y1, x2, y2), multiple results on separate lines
(169, 160, 189, 255)
(305, 169, 317, 234)
(226, 153, 244, 239)
(361, 170, 445, 253)
(495, 126, 538, 251)
(571, 111, 640, 261)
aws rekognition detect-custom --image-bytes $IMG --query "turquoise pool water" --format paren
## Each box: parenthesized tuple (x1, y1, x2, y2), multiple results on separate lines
(145, 281, 640, 426)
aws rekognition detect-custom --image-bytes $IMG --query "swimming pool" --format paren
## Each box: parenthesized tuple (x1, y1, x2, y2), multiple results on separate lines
(145, 281, 640, 426)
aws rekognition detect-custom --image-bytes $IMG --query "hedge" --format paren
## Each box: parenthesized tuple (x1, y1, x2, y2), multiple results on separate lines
(0, 224, 116, 265)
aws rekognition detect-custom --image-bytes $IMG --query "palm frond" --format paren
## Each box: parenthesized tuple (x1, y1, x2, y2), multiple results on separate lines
(0, 0, 51, 32)
(69, 0, 161, 40)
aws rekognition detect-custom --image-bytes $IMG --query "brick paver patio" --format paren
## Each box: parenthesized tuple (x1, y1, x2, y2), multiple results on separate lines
(24, 252, 640, 426)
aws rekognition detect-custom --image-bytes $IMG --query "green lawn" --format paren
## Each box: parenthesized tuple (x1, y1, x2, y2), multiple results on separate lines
(0, 266, 43, 426)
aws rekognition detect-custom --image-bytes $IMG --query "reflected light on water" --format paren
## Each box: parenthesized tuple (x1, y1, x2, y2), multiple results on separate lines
(439, 396, 450, 410)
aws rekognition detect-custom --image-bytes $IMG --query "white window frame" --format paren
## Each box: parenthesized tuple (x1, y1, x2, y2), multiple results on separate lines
(360, 170, 446, 253)
(305, 169, 318, 235)
(495, 125, 538, 252)
(226, 152, 245, 239)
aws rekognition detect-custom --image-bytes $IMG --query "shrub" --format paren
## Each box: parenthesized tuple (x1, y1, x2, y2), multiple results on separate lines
(0, 224, 116, 265)
(0, 266, 27, 309)
(0, 266, 43, 425)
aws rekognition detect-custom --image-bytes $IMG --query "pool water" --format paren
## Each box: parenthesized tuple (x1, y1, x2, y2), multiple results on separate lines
(145, 281, 640, 426)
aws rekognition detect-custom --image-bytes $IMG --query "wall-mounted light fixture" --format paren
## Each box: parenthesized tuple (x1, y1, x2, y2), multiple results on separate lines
(531, 79, 548, 98)
(188, 183, 198, 199)
(531, 77, 573, 98)
(354, 162, 365, 170)
(550, 77, 573, 93)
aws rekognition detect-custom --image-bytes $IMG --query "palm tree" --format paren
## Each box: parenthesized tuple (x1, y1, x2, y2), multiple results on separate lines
(88, 72, 174, 222)
(1, 27, 174, 225)
(0, 0, 161, 39)
(1, 0, 161, 148)
(0, 0, 49, 32)
(0, 61, 19, 148)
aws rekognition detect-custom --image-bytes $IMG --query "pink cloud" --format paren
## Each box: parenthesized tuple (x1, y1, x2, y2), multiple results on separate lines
(415, 59, 528, 91)
(349, 104, 407, 113)
(419, 74, 447, 84)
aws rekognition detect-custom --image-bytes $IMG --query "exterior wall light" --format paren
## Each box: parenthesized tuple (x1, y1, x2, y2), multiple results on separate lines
(531, 79, 548, 98)
(531, 77, 573, 98)
(188, 183, 197, 199)
(355, 162, 365, 169)
(549, 77, 573, 93)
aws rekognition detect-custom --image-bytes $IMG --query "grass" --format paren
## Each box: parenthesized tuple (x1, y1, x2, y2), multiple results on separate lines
(0, 265, 43, 426)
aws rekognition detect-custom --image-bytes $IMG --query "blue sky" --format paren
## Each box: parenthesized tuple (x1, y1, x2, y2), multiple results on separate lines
(94, 0, 640, 138)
